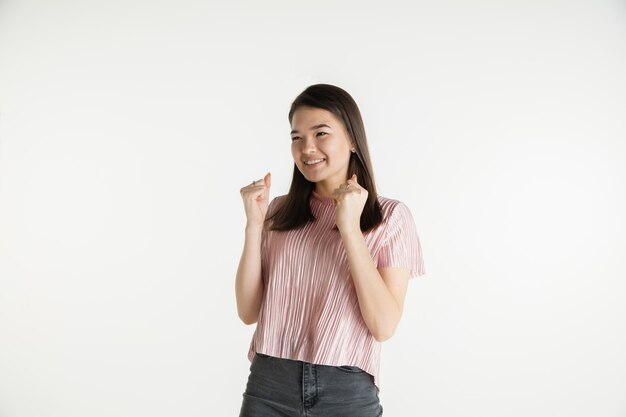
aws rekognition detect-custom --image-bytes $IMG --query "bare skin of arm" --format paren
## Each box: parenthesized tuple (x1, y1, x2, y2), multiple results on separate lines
(334, 174, 411, 342)
(235, 172, 271, 325)
(340, 226, 410, 342)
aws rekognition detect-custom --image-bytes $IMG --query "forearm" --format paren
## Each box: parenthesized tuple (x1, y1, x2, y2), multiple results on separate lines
(235, 225, 264, 324)
(339, 227, 401, 342)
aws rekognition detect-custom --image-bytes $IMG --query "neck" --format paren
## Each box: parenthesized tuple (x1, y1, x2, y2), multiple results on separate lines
(314, 183, 338, 199)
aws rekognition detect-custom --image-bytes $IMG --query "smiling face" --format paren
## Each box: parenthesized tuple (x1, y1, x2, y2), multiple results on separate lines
(290, 106, 355, 197)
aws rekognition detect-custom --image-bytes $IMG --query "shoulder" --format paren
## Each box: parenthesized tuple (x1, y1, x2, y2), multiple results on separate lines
(267, 194, 288, 216)
(374, 195, 418, 238)
(262, 195, 288, 234)
(376, 195, 412, 223)
(269, 194, 287, 207)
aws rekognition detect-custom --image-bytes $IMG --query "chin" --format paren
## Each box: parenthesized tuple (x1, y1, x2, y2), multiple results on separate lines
(298, 171, 317, 183)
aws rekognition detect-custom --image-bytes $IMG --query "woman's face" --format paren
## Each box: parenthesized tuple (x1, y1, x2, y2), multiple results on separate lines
(290, 106, 355, 194)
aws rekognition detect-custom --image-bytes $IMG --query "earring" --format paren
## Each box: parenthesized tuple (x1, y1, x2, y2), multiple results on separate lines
(351, 148, 356, 153)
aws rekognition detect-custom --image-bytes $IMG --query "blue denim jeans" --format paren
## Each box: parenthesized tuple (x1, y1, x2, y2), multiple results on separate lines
(239, 352, 383, 417)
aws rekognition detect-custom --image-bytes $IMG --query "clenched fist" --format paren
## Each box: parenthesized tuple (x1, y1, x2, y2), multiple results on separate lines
(240, 172, 271, 227)
(332, 174, 368, 233)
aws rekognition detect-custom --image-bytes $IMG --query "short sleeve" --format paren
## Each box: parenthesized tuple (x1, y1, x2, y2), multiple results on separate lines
(377, 202, 426, 279)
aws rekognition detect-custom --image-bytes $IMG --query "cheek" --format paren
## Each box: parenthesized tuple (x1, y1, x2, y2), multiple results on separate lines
(291, 145, 301, 163)
(323, 143, 347, 160)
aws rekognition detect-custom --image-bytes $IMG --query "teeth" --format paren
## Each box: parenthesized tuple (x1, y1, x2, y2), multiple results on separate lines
(304, 159, 324, 165)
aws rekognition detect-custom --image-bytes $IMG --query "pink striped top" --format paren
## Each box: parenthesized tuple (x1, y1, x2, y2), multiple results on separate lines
(247, 189, 426, 389)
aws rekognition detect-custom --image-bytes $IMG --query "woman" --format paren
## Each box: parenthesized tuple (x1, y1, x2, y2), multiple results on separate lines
(236, 84, 425, 416)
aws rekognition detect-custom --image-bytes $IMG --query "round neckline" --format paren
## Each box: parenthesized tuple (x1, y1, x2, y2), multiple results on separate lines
(311, 189, 336, 206)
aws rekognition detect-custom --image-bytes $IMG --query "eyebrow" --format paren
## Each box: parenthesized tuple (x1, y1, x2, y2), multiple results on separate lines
(290, 124, 332, 135)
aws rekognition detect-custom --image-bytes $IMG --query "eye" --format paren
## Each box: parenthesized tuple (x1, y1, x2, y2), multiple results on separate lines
(317, 132, 328, 137)
(291, 136, 301, 141)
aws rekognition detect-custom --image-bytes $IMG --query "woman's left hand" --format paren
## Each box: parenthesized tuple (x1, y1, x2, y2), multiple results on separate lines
(333, 174, 368, 233)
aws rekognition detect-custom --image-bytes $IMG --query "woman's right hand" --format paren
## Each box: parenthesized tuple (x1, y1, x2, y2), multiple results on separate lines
(239, 172, 271, 227)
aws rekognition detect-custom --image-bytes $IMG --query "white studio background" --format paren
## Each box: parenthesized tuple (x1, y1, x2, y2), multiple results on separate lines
(1, 1, 625, 416)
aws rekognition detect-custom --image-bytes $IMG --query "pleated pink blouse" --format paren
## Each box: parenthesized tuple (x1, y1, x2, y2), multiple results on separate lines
(247, 189, 426, 389)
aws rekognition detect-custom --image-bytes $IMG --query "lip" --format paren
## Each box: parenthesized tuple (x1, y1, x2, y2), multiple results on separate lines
(302, 158, 325, 168)
(302, 158, 326, 166)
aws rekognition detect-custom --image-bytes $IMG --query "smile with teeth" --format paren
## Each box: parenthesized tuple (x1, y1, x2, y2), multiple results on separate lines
(304, 158, 325, 165)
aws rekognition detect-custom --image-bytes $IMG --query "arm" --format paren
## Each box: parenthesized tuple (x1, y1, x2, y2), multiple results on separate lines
(332, 174, 412, 342)
(236, 172, 271, 325)
(235, 224, 264, 325)
(339, 228, 410, 342)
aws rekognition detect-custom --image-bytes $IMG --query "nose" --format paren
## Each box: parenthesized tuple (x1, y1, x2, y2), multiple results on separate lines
(301, 136, 317, 154)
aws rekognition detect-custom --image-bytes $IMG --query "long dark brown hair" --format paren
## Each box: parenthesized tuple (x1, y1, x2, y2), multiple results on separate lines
(267, 84, 383, 233)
